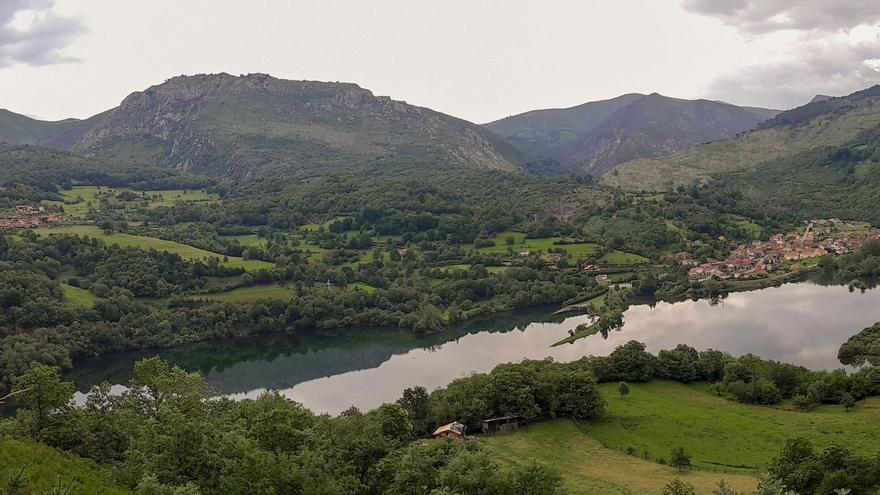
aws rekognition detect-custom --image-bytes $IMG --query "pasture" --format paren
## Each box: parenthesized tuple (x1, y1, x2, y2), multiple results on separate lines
(478, 231, 600, 260)
(587, 381, 880, 471)
(201, 284, 294, 302)
(34, 225, 272, 271)
(480, 420, 756, 495)
(44, 186, 218, 216)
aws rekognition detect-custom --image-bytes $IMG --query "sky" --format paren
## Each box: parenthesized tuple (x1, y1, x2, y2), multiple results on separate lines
(1, 0, 879, 123)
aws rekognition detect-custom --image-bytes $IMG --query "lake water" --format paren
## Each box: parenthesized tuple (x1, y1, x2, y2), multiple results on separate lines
(69, 281, 880, 414)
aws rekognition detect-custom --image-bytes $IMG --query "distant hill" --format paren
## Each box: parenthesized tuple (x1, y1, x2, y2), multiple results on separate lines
(602, 85, 880, 191)
(0, 109, 109, 150)
(810, 94, 833, 104)
(485, 93, 778, 175)
(0, 73, 523, 178)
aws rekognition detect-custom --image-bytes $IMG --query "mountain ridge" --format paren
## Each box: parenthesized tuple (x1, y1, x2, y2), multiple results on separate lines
(0, 73, 524, 179)
(484, 93, 779, 175)
(601, 85, 880, 190)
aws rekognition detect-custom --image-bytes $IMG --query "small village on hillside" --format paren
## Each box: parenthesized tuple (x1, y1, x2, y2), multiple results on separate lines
(0, 205, 66, 229)
(682, 219, 880, 281)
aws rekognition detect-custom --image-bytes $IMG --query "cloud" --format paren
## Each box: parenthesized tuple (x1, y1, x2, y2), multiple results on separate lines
(683, 0, 880, 108)
(706, 36, 880, 108)
(682, 0, 880, 34)
(0, 0, 85, 68)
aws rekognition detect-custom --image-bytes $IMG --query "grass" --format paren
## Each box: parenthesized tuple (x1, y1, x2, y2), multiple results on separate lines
(44, 186, 218, 216)
(34, 225, 272, 271)
(480, 420, 756, 495)
(201, 284, 294, 302)
(61, 283, 97, 308)
(478, 231, 599, 260)
(602, 98, 880, 191)
(481, 381, 880, 494)
(348, 282, 377, 294)
(586, 381, 880, 471)
(0, 436, 131, 495)
(599, 250, 649, 264)
(300, 216, 353, 232)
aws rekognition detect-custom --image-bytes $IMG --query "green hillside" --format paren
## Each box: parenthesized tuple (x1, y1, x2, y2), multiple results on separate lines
(0, 435, 131, 495)
(603, 86, 880, 190)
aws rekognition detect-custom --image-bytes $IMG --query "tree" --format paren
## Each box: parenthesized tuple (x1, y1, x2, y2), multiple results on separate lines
(841, 392, 855, 412)
(398, 386, 431, 434)
(618, 381, 630, 399)
(13, 363, 74, 437)
(511, 462, 565, 495)
(554, 368, 605, 419)
(712, 480, 740, 495)
(669, 447, 692, 472)
(126, 357, 211, 421)
(608, 341, 655, 382)
(662, 478, 696, 495)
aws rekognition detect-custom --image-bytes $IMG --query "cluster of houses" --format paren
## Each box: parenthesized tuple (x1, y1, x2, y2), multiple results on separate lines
(683, 219, 880, 280)
(0, 205, 65, 229)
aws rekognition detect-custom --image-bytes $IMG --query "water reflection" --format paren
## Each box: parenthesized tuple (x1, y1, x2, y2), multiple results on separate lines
(70, 282, 880, 414)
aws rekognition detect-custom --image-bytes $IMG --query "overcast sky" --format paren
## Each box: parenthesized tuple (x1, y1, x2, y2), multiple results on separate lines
(2, 0, 879, 123)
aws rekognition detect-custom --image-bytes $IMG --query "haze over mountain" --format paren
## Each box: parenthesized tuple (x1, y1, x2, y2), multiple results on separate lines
(485, 93, 779, 176)
(0, 73, 523, 179)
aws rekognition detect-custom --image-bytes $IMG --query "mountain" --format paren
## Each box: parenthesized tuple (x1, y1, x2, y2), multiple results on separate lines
(602, 85, 880, 191)
(484, 93, 643, 161)
(0, 73, 523, 179)
(484, 93, 778, 175)
(810, 94, 833, 104)
(0, 110, 109, 150)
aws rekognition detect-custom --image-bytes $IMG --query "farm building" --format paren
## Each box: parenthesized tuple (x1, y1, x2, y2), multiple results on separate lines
(432, 421, 467, 440)
(481, 416, 521, 434)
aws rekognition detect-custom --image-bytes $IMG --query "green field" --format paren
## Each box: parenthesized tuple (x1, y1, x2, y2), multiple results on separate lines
(35, 225, 273, 271)
(61, 283, 97, 307)
(348, 282, 377, 293)
(599, 250, 650, 264)
(201, 283, 294, 302)
(586, 381, 880, 471)
(300, 216, 353, 232)
(480, 421, 756, 495)
(0, 436, 130, 495)
(478, 231, 600, 260)
(44, 186, 218, 215)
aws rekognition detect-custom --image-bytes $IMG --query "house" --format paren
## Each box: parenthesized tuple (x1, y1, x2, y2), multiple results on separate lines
(582, 264, 599, 273)
(595, 274, 610, 285)
(481, 416, 520, 435)
(432, 422, 467, 440)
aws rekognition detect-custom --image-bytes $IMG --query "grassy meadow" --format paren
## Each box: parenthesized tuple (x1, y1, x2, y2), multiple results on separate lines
(201, 284, 294, 302)
(0, 436, 130, 495)
(44, 186, 218, 216)
(477, 231, 600, 260)
(587, 381, 880, 471)
(61, 283, 97, 308)
(481, 380, 880, 494)
(34, 225, 272, 271)
(480, 420, 756, 495)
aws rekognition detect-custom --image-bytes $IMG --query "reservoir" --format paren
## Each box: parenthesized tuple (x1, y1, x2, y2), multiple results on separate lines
(69, 281, 880, 414)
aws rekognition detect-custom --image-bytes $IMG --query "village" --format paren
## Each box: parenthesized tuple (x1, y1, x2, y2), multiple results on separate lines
(682, 219, 880, 281)
(0, 205, 66, 229)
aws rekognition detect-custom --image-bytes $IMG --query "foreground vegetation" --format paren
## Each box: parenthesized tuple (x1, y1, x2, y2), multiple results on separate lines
(481, 420, 757, 494)
(588, 381, 880, 470)
(5, 334, 880, 494)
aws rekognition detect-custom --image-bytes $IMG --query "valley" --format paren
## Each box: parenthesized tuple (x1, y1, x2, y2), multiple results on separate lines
(2, 75, 880, 495)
